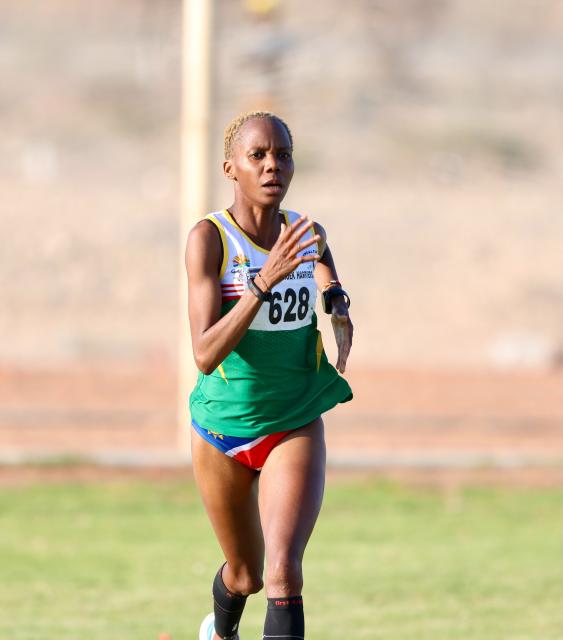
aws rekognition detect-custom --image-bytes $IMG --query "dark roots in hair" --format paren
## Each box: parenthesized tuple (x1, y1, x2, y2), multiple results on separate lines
(224, 111, 293, 159)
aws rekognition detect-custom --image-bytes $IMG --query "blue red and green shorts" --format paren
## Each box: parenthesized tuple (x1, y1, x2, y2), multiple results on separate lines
(192, 420, 290, 470)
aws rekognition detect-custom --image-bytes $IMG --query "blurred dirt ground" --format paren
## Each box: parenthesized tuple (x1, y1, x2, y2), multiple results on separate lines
(1, 366, 561, 487)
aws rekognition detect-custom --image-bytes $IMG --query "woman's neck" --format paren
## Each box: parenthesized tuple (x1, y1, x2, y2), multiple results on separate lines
(228, 202, 282, 251)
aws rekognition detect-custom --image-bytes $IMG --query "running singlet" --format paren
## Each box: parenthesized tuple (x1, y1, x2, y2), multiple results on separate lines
(189, 209, 353, 438)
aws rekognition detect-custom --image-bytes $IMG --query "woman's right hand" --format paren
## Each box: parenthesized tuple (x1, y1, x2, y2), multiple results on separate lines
(260, 217, 321, 289)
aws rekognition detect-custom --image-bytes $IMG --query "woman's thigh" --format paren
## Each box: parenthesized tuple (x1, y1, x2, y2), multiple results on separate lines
(257, 417, 326, 594)
(191, 429, 265, 589)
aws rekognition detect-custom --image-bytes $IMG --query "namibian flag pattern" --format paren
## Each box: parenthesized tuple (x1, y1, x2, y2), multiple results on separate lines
(192, 420, 290, 470)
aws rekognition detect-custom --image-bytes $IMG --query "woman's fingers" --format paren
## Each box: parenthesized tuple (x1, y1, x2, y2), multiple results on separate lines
(272, 218, 311, 249)
(298, 234, 321, 250)
(280, 218, 315, 247)
(280, 227, 321, 266)
(332, 314, 352, 373)
(333, 321, 347, 372)
(290, 215, 309, 231)
(289, 235, 321, 266)
(337, 338, 350, 373)
(299, 253, 320, 263)
(292, 220, 315, 243)
(276, 216, 316, 250)
(341, 331, 352, 371)
(265, 217, 321, 285)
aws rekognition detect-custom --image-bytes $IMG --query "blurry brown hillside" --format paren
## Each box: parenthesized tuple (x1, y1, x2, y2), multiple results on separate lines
(1, 0, 562, 371)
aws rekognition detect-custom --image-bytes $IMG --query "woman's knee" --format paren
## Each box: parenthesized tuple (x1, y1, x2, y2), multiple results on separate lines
(224, 562, 264, 596)
(265, 556, 303, 595)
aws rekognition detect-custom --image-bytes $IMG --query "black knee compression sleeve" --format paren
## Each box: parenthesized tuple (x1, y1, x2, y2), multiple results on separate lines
(263, 595, 304, 640)
(212, 565, 248, 639)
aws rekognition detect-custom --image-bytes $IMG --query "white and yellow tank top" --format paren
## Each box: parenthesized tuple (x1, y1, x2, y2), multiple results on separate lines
(210, 208, 318, 330)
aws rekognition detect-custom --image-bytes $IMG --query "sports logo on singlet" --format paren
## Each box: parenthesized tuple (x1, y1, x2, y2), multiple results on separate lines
(232, 254, 250, 268)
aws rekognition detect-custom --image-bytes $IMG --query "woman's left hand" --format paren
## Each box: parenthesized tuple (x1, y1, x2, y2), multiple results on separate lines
(331, 298, 353, 373)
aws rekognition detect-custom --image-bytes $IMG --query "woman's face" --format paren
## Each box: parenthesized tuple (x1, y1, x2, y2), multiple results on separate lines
(224, 117, 294, 207)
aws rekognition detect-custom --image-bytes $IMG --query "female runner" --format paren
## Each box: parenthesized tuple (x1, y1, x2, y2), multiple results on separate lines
(186, 111, 353, 640)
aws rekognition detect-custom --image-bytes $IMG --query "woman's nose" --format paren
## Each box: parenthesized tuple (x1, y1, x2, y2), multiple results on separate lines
(265, 152, 279, 172)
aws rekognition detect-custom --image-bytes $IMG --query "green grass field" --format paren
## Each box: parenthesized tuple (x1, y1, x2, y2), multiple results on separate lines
(1, 475, 561, 639)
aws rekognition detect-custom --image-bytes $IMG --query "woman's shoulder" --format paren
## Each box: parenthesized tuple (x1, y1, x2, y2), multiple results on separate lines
(188, 214, 222, 243)
(185, 213, 224, 270)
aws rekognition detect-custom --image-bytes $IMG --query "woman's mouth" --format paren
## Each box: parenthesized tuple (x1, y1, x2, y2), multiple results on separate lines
(262, 181, 284, 194)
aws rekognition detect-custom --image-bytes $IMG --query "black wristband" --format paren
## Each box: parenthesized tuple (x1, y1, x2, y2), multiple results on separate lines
(322, 286, 350, 314)
(247, 275, 273, 302)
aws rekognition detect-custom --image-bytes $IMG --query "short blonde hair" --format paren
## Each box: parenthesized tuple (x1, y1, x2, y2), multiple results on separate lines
(224, 111, 293, 159)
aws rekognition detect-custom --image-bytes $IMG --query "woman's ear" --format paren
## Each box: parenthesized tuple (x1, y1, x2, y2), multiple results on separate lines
(223, 160, 236, 181)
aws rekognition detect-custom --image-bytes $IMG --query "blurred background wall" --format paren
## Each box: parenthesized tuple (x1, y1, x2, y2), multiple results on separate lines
(1, 0, 562, 463)
(2, 0, 562, 371)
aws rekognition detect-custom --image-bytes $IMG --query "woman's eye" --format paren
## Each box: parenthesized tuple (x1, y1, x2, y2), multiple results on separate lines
(278, 152, 291, 160)
(251, 151, 264, 159)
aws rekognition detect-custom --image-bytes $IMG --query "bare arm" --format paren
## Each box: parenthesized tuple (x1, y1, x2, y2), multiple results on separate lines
(186, 216, 320, 374)
(185, 221, 263, 374)
(313, 223, 338, 289)
(313, 222, 354, 373)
